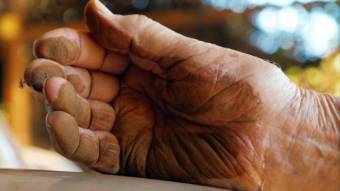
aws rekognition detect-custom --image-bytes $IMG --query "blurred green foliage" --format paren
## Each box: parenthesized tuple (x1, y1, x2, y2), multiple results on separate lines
(286, 51, 339, 95)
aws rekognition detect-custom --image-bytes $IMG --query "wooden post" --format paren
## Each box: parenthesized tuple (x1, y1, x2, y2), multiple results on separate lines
(3, 0, 32, 145)
(4, 42, 32, 144)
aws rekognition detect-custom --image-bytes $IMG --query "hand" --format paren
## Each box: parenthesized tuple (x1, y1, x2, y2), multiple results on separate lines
(24, 0, 339, 190)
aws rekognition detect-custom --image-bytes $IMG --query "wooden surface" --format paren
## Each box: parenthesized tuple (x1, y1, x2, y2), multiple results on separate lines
(0, 169, 228, 191)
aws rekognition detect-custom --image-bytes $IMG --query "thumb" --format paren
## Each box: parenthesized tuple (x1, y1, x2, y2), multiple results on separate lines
(85, 0, 204, 73)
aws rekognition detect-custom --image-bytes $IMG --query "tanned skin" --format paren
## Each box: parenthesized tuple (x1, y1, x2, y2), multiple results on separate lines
(24, 0, 339, 190)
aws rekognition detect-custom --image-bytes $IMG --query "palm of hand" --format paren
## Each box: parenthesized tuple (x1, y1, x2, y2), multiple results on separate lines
(24, 1, 297, 190)
(114, 51, 264, 189)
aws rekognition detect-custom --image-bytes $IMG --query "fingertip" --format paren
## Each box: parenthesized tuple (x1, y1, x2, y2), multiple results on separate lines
(46, 110, 59, 127)
(85, 0, 129, 52)
(34, 28, 81, 65)
(93, 131, 120, 174)
(24, 62, 34, 87)
(25, 59, 66, 92)
(46, 111, 80, 156)
(44, 77, 67, 105)
(44, 76, 91, 128)
(46, 111, 72, 131)
(85, 0, 114, 18)
(73, 128, 99, 164)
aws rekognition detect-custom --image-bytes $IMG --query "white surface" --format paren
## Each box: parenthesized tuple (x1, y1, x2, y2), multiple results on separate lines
(21, 146, 82, 172)
(0, 114, 23, 168)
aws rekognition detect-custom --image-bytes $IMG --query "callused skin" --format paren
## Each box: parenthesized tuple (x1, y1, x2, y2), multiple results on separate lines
(24, 0, 340, 190)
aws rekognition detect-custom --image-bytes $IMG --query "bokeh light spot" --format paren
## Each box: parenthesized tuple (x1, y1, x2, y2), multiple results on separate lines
(0, 13, 21, 41)
(132, 0, 149, 10)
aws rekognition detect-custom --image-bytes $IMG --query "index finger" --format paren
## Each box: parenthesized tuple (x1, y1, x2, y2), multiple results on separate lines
(34, 28, 129, 74)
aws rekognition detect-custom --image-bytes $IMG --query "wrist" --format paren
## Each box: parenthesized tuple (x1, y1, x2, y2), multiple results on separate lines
(291, 88, 339, 143)
(264, 88, 339, 190)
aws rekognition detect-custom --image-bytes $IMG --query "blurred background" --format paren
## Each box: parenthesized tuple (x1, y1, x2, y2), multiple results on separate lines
(0, 0, 339, 171)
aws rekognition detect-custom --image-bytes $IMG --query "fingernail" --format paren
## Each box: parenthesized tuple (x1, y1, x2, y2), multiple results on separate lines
(32, 40, 38, 58)
(46, 111, 56, 128)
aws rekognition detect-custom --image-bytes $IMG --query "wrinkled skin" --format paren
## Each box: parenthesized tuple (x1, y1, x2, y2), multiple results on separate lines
(24, 0, 340, 190)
